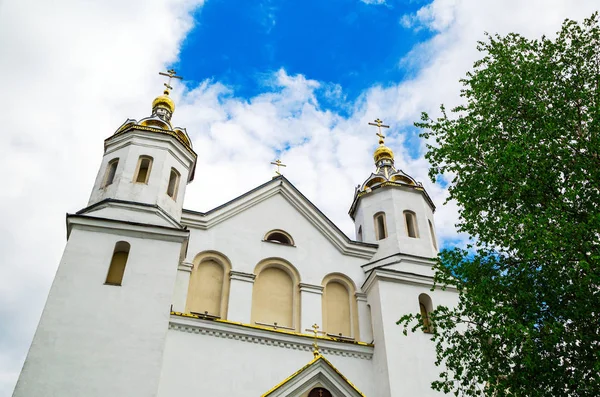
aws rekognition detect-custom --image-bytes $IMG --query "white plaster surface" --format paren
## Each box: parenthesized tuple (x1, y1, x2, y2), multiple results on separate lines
(354, 186, 438, 260)
(88, 130, 195, 224)
(13, 223, 187, 397)
(156, 326, 376, 397)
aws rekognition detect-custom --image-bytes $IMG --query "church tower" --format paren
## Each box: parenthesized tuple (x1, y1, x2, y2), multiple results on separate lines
(349, 119, 438, 260)
(13, 71, 196, 397)
(349, 119, 453, 397)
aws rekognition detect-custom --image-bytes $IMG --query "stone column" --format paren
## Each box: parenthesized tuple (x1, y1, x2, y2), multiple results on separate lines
(227, 271, 256, 324)
(356, 292, 373, 342)
(299, 283, 324, 334)
(171, 261, 193, 312)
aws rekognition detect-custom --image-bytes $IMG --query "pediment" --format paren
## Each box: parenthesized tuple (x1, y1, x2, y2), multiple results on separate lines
(181, 176, 377, 259)
(262, 355, 365, 397)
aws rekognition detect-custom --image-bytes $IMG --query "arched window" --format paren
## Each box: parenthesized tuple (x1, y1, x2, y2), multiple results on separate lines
(308, 388, 332, 397)
(357, 225, 363, 242)
(404, 210, 419, 238)
(186, 252, 231, 319)
(374, 212, 387, 240)
(264, 229, 294, 246)
(252, 260, 300, 330)
(102, 158, 119, 188)
(105, 241, 130, 286)
(322, 274, 359, 340)
(428, 219, 438, 250)
(187, 260, 225, 317)
(166, 168, 180, 200)
(133, 156, 153, 184)
(419, 293, 433, 334)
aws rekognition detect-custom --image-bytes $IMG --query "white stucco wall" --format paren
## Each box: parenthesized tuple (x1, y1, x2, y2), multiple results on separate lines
(13, 221, 186, 397)
(180, 192, 371, 338)
(156, 327, 376, 397)
(369, 277, 460, 397)
(88, 130, 195, 223)
(354, 186, 438, 260)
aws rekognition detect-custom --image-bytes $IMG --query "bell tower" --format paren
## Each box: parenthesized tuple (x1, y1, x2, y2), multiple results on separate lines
(87, 69, 196, 226)
(350, 119, 452, 397)
(13, 71, 195, 397)
(349, 119, 438, 261)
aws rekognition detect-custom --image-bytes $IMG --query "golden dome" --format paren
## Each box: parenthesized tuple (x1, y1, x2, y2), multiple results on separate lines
(374, 144, 394, 163)
(152, 91, 175, 113)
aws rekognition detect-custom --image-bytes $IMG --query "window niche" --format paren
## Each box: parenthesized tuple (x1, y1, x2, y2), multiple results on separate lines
(102, 158, 119, 188)
(428, 219, 438, 250)
(251, 260, 300, 331)
(166, 168, 180, 200)
(263, 230, 295, 246)
(322, 274, 358, 340)
(105, 241, 130, 286)
(418, 293, 434, 334)
(374, 212, 387, 240)
(186, 253, 231, 319)
(404, 210, 419, 238)
(133, 156, 153, 184)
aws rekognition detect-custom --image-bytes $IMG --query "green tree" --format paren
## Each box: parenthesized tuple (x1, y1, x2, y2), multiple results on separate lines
(398, 14, 600, 396)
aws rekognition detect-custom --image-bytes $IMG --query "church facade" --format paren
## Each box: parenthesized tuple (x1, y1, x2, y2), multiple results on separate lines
(13, 77, 458, 397)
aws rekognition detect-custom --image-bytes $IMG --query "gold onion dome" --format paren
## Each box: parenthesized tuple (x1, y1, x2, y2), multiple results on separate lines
(152, 90, 175, 113)
(374, 143, 394, 163)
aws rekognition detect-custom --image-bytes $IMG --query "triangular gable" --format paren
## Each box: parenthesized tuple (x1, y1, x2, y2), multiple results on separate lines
(262, 354, 366, 397)
(181, 176, 377, 259)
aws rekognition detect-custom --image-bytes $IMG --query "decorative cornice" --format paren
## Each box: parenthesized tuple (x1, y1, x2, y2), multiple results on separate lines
(361, 268, 458, 294)
(299, 283, 324, 294)
(229, 270, 256, 282)
(66, 214, 189, 242)
(361, 252, 436, 274)
(104, 128, 197, 182)
(76, 198, 182, 229)
(169, 312, 374, 360)
(178, 261, 194, 272)
(354, 292, 368, 302)
(348, 182, 436, 219)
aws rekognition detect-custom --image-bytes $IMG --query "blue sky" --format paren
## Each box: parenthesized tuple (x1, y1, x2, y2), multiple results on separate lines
(176, 0, 433, 109)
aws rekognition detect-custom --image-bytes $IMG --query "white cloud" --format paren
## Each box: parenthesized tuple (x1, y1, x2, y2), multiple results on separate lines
(2, 0, 599, 395)
(0, 0, 203, 394)
(360, 0, 387, 4)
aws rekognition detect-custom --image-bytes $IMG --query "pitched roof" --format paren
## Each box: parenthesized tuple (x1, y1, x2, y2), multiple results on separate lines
(181, 176, 378, 259)
(261, 354, 366, 397)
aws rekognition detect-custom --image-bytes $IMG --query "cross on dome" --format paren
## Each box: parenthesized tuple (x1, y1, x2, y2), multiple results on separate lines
(151, 69, 183, 121)
(270, 159, 287, 176)
(159, 69, 183, 95)
(368, 118, 390, 145)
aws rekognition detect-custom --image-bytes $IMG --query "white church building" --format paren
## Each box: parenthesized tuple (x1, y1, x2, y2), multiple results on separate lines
(13, 76, 458, 397)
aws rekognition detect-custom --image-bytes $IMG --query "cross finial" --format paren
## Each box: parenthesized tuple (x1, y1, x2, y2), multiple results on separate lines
(270, 159, 287, 176)
(158, 69, 183, 94)
(368, 118, 390, 145)
(311, 323, 320, 357)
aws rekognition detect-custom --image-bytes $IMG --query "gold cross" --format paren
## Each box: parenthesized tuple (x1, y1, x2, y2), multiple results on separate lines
(159, 69, 183, 93)
(304, 323, 325, 357)
(270, 159, 287, 176)
(368, 118, 390, 144)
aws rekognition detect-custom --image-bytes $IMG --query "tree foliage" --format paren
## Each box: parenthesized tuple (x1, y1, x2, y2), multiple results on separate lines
(398, 14, 600, 396)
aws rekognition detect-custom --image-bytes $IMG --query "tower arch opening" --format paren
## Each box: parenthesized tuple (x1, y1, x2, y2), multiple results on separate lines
(374, 212, 387, 240)
(404, 210, 419, 238)
(419, 293, 434, 334)
(105, 241, 130, 286)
